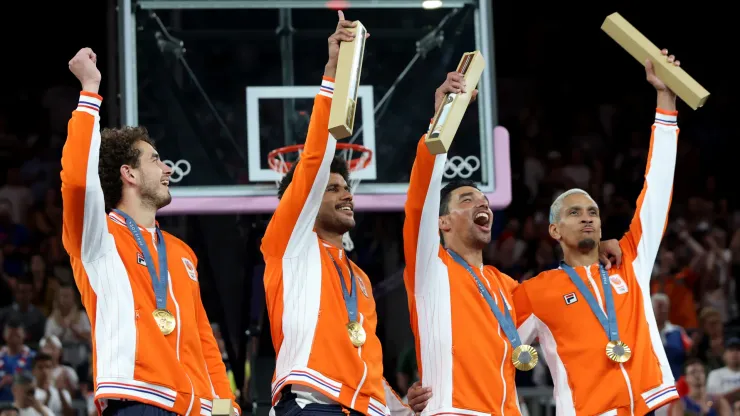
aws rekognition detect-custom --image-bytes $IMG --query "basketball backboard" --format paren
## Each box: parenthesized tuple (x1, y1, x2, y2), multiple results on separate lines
(125, 0, 509, 214)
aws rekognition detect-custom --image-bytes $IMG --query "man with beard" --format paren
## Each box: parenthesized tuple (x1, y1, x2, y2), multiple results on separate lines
(61, 48, 238, 415)
(512, 49, 683, 415)
(401, 73, 622, 415)
(261, 11, 410, 416)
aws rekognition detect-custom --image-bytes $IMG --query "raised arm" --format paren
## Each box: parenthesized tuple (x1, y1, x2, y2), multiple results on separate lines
(403, 134, 445, 295)
(261, 11, 360, 259)
(403, 72, 479, 294)
(620, 50, 680, 285)
(61, 48, 112, 262)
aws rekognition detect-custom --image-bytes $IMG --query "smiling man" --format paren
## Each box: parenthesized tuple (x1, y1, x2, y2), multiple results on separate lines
(62, 47, 238, 416)
(402, 72, 622, 415)
(261, 11, 411, 416)
(512, 49, 683, 415)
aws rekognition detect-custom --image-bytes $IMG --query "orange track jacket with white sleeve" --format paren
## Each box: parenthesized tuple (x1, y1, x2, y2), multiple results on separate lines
(513, 109, 681, 416)
(403, 133, 522, 416)
(61, 92, 239, 416)
(261, 77, 410, 416)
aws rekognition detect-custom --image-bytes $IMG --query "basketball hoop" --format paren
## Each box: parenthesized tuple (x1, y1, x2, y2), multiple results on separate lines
(268, 142, 373, 252)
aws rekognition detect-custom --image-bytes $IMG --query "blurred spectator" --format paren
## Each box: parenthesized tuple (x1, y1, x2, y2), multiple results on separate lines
(37, 337, 76, 394)
(0, 252, 14, 308)
(43, 283, 89, 372)
(0, 403, 19, 416)
(0, 199, 30, 278)
(31, 353, 73, 416)
(0, 168, 33, 226)
(27, 255, 56, 317)
(395, 345, 417, 401)
(210, 323, 236, 395)
(0, 277, 46, 345)
(669, 358, 730, 415)
(654, 293, 692, 378)
(27, 190, 61, 262)
(10, 373, 52, 416)
(561, 148, 590, 189)
(706, 337, 740, 403)
(0, 320, 35, 402)
(695, 307, 726, 372)
(651, 248, 699, 330)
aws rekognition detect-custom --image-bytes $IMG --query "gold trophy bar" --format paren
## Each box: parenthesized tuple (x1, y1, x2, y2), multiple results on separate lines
(211, 398, 235, 416)
(601, 12, 709, 110)
(425, 51, 485, 155)
(329, 21, 368, 139)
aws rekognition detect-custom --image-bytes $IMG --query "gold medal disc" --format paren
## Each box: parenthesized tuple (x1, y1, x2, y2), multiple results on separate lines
(347, 321, 366, 348)
(152, 309, 176, 335)
(606, 340, 631, 363)
(511, 344, 539, 371)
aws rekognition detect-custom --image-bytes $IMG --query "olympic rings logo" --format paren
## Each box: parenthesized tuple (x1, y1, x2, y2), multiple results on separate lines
(163, 159, 192, 183)
(443, 155, 480, 179)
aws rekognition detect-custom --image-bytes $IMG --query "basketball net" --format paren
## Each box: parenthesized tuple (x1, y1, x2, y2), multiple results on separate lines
(271, 145, 370, 252)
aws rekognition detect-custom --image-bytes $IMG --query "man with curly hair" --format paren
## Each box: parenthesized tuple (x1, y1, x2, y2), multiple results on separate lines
(61, 47, 238, 416)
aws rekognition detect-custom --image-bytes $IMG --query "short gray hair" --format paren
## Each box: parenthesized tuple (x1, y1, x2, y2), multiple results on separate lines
(549, 188, 597, 224)
(651, 293, 670, 306)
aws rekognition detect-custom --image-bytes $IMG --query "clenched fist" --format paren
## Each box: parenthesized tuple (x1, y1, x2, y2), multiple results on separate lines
(69, 48, 101, 94)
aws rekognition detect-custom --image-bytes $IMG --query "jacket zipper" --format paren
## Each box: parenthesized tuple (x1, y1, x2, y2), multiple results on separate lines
(584, 266, 634, 415)
(350, 313, 369, 409)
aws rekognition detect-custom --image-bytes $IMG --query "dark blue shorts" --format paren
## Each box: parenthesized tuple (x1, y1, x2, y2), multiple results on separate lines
(103, 400, 178, 416)
(272, 386, 364, 416)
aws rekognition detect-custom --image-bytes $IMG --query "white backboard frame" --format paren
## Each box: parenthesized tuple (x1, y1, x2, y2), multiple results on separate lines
(246, 85, 378, 182)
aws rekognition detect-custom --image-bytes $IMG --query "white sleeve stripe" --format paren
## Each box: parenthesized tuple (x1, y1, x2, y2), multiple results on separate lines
(414, 154, 447, 294)
(79, 94, 102, 108)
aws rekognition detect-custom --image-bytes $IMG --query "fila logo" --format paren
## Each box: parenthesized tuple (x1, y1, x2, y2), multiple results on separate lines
(564, 292, 578, 305)
(137, 252, 147, 267)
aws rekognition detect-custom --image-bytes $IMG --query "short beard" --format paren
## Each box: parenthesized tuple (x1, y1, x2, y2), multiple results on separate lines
(142, 184, 171, 211)
(577, 238, 597, 252)
(317, 215, 354, 236)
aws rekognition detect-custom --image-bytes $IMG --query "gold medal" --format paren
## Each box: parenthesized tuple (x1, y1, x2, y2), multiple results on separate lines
(511, 344, 538, 371)
(347, 321, 366, 348)
(606, 340, 631, 363)
(152, 309, 176, 335)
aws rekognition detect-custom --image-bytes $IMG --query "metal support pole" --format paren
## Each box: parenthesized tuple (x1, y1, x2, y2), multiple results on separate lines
(172, 10, 184, 88)
(118, 0, 139, 126)
(107, 0, 120, 127)
(277, 9, 295, 146)
(474, 0, 497, 188)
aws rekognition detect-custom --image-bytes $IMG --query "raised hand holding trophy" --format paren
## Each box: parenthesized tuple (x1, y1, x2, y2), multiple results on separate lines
(425, 51, 486, 155)
(328, 13, 368, 139)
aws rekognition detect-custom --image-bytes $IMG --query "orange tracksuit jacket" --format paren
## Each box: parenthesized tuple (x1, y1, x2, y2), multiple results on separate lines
(513, 109, 680, 416)
(61, 92, 239, 416)
(403, 134, 522, 416)
(261, 77, 410, 416)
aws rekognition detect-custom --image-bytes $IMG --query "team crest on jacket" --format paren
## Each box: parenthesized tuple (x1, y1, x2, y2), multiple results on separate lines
(137, 252, 147, 266)
(609, 274, 628, 294)
(564, 292, 578, 305)
(182, 258, 197, 281)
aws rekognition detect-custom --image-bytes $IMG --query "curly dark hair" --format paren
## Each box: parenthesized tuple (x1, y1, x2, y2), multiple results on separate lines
(98, 126, 155, 211)
(277, 156, 350, 200)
